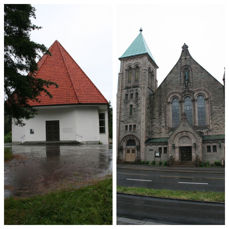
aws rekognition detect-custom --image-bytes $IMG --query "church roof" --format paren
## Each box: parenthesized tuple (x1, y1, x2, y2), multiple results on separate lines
(28, 40, 108, 106)
(120, 29, 156, 64)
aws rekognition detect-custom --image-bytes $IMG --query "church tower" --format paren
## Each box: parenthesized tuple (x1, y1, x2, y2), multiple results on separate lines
(117, 29, 158, 162)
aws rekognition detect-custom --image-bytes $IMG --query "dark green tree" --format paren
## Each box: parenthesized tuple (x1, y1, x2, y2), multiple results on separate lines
(108, 101, 112, 139)
(4, 4, 57, 125)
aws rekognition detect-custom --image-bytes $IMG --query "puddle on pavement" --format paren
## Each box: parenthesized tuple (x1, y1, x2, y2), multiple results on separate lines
(4, 144, 112, 198)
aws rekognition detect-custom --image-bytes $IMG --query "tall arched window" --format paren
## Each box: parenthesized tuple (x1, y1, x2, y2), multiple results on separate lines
(197, 95, 206, 126)
(127, 68, 132, 83)
(184, 97, 193, 124)
(129, 104, 133, 116)
(135, 66, 139, 82)
(172, 98, 180, 128)
(148, 69, 154, 87)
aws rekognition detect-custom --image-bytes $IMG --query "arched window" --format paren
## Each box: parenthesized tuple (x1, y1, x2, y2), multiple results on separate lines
(172, 98, 180, 128)
(184, 97, 193, 124)
(129, 104, 133, 116)
(148, 69, 153, 87)
(197, 95, 206, 126)
(135, 66, 139, 82)
(127, 68, 132, 83)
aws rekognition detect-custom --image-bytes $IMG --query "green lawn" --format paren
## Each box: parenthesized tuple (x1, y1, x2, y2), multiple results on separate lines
(117, 186, 224, 203)
(4, 148, 14, 161)
(5, 178, 112, 225)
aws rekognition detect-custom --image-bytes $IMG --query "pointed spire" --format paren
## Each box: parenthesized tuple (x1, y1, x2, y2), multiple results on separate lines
(182, 43, 188, 50)
(120, 29, 157, 67)
(223, 67, 225, 85)
(181, 43, 191, 57)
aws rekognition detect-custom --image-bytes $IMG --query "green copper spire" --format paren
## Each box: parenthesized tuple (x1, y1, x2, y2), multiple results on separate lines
(120, 29, 155, 62)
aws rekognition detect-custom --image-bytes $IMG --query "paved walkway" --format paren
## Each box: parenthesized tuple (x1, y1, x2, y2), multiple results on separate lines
(117, 217, 168, 225)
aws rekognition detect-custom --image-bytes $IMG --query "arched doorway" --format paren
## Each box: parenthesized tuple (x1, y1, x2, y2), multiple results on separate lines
(178, 136, 192, 161)
(120, 135, 140, 162)
(125, 139, 137, 162)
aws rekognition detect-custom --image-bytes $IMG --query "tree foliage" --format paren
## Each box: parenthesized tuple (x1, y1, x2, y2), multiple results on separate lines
(4, 4, 57, 125)
(108, 101, 112, 139)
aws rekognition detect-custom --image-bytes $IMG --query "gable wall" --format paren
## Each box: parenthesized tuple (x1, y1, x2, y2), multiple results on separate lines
(150, 55, 225, 138)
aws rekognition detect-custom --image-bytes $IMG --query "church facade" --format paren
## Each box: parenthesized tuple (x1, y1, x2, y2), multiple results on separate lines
(117, 30, 225, 165)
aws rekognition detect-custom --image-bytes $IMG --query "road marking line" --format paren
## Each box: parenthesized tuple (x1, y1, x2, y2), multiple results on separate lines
(126, 178, 152, 182)
(178, 181, 208, 185)
(160, 175, 194, 179)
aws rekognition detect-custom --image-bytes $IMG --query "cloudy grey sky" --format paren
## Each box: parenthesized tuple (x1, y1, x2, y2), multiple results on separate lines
(28, 2, 226, 106)
(31, 4, 113, 104)
(116, 2, 226, 87)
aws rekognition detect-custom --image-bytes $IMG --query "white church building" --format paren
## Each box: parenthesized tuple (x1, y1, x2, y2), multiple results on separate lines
(12, 41, 109, 144)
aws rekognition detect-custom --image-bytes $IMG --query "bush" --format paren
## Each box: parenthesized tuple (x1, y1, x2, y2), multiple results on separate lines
(151, 161, 156, 166)
(4, 148, 13, 161)
(214, 161, 221, 167)
(163, 161, 168, 166)
(4, 132, 12, 143)
(159, 161, 162, 166)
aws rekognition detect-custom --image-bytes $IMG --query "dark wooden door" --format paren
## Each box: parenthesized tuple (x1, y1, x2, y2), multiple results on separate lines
(180, 146, 192, 161)
(46, 120, 60, 141)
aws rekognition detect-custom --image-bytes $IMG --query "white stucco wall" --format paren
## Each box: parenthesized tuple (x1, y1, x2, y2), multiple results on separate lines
(12, 105, 109, 144)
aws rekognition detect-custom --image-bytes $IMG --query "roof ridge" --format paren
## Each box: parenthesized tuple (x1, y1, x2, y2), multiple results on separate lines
(57, 41, 108, 103)
(56, 41, 80, 103)
(33, 48, 50, 78)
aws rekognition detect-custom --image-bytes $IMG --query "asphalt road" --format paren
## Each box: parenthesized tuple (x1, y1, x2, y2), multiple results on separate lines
(117, 166, 225, 192)
(117, 193, 225, 225)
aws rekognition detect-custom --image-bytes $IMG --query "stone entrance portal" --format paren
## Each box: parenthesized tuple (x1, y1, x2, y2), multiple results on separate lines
(125, 139, 137, 162)
(180, 146, 192, 161)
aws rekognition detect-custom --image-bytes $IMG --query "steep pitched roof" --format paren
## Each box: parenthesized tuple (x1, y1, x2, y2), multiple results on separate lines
(120, 30, 157, 66)
(28, 40, 108, 106)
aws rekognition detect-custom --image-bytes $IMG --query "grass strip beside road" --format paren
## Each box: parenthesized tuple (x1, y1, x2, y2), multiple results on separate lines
(117, 186, 224, 203)
(5, 178, 112, 225)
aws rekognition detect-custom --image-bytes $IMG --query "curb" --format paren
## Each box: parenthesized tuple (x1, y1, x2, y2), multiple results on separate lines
(117, 192, 225, 205)
(117, 166, 225, 174)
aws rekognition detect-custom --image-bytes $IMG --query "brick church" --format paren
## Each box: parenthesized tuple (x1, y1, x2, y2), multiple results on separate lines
(117, 29, 225, 165)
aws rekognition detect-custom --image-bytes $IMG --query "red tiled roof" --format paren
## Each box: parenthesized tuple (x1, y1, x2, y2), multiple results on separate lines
(28, 40, 108, 106)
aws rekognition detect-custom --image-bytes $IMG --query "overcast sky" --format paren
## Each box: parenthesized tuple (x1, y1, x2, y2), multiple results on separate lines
(28, 2, 226, 106)
(116, 3, 226, 87)
(31, 4, 113, 104)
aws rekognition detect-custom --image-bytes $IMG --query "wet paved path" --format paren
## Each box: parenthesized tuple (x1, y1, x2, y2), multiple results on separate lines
(5, 144, 112, 198)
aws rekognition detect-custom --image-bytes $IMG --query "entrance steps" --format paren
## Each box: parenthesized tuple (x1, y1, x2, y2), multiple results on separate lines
(172, 161, 195, 167)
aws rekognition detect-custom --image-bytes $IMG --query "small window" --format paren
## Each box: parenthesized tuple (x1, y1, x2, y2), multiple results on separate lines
(129, 125, 132, 131)
(135, 92, 138, 99)
(207, 145, 211, 153)
(125, 125, 128, 131)
(126, 149, 130, 154)
(213, 145, 217, 152)
(133, 124, 136, 131)
(159, 147, 162, 154)
(130, 93, 133, 99)
(99, 113, 105, 133)
(164, 147, 167, 154)
(30, 129, 34, 134)
(129, 104, 133, 116)
(125, 94, 128, 100)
